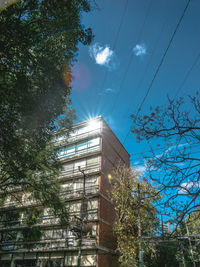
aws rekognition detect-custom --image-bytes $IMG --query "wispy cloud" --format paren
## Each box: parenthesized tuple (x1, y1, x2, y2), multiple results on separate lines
(105, 88, 115, 93)
(98, 88, 115, 96)
(135, 165, 147, 175)
(132, 162, 147, 176)
(152, 143, 190, 160)
(133, 43, 147, 57)
(179, 181, 200, 194)
(89, 43, 117, 70)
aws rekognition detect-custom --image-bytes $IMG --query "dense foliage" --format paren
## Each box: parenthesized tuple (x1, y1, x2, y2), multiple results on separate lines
(110, 165, 160, 267)
(0, 0, 93, 224)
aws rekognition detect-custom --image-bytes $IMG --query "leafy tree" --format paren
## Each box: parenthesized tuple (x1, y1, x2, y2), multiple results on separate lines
(176, 209, 200, 265)
(110, 164, 160, 267)
(145, 240, 180, 267)
(0, 0, 93, 223)
(131, 93, 200, 224)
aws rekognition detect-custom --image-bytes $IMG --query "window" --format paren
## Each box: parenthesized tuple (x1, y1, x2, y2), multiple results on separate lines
(86, 176, 98, 187)
(57, 138, 100, 160)
(76, 142, 87, 152)
(74, 159, 86, 171)
(88, 137, 100, 147)
(77, 126, 88, 135)
(66, 145, 75, 155)
(69, 201, 81, 213)
(62, 162, 73, 172)
(87, 199, 98, 210)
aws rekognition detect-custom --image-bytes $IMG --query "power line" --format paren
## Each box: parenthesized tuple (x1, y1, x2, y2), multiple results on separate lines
(118, 0, 172, 143)
(122, 0, 192, 147)
(174, 51, 200, 98)
(97, 0, 129, 100)
(129, 142, 200, 157)
(135, 0, 191, 118)
(124, 0, 172, 118)
(110, 0, 153, 116)
(130, 149, 200, 163)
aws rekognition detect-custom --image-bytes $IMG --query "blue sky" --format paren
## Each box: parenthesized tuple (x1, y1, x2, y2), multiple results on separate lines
(70, 0, 200, 166)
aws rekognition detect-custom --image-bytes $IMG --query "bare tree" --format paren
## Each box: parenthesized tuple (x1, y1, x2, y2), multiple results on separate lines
(131, 92, 200, 224)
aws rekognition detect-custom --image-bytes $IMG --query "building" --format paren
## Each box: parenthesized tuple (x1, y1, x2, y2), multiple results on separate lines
(0, 117, 130, 267)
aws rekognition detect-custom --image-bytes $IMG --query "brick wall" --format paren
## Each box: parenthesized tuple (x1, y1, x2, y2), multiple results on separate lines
(97, 251, 119, 267)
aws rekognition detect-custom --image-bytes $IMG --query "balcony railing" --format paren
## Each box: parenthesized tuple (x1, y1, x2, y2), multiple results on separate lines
(0, 209, 98, 229)
(0, 237, 97, 252)
(60, 162, 100, 179)
(60, 185, 99, 200)
(54, 128, 101, 147)
(57, 145, 100, 161)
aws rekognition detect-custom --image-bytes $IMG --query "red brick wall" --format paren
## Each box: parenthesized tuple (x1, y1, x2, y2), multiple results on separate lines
(99, 196, 115, 224)
(97, 252, 119, 267)
(101, 120, 130, 168)
(96, 119, 129, 267)
(98, 220, 117, 250)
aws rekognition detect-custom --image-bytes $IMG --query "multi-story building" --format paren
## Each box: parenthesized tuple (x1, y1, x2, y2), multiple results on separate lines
(0, 117, 130, 267)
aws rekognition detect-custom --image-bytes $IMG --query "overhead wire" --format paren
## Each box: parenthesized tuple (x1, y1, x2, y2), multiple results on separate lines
(129, 142, 200, 157)
(134, 0, 192, 118)
(97, 0, 129, 101)
(109, 0, 154, 116)
(121, 0, 172, 123)
(122, 0, 192, 147)
(173, 51, 200, 99)
(130, 149, 200, 163)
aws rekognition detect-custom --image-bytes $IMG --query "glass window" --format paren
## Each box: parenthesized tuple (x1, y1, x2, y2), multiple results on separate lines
(76, 142, 87, 151)
(87, 199, 98, 210)
(62, 163, 73, 172)
(53, 229, 63, 239)
(77, 126, 88, 135)
(61, 181, 73, 191)
(87, 156, 99, 166)
(66, 146, 75, 155)
(70, 201, 81, 212)
(57, 148, 64, 157)
(73, 179, 83, 192)
(88, 138, 100, 147)
(86, 177, 98, 186)
(74, 159, 86, 171)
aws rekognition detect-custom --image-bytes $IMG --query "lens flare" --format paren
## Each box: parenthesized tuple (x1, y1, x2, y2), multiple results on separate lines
(63, 65, 72, 88)
(71, 63, 91, 91)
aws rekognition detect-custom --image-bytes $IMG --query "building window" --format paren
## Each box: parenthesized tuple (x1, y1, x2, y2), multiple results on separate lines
(57, 138, 100, 160)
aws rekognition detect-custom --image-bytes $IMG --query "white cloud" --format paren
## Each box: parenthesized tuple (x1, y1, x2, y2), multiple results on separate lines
(133, 43, 147, 57)
(178, 181, 200, 194)
(98, 88, 115, 96)
(135, 165, 146, 175)
(105, 88, 115, 93)
(89, 43, 117, 70)
(132, 164, 147, 176)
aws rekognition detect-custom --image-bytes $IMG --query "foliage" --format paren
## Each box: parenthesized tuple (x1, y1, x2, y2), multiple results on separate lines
(110, 164, 160, 267)
(145, 241, 180, 267)
(176, 209, 200, 265)
(131, 93, 200, 224)
(143, 209, 200, 266)
(0, 0, 93, 225)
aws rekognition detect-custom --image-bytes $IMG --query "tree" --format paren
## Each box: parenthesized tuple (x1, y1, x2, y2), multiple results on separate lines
(110, 164, 160, 267)
(131, 93, 200, 224)
(0, 0, 93, 223)
(176, 208, 200, 265)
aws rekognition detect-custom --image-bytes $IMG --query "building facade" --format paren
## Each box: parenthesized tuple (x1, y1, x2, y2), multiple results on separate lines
(0, 117, 130, 267)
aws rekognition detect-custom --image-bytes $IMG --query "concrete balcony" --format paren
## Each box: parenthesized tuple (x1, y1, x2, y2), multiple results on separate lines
(60, 185, 99, 200)
(0, 237, 97, 253)
(57, 145, 101, 162)
(59, 162, 100, 180)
